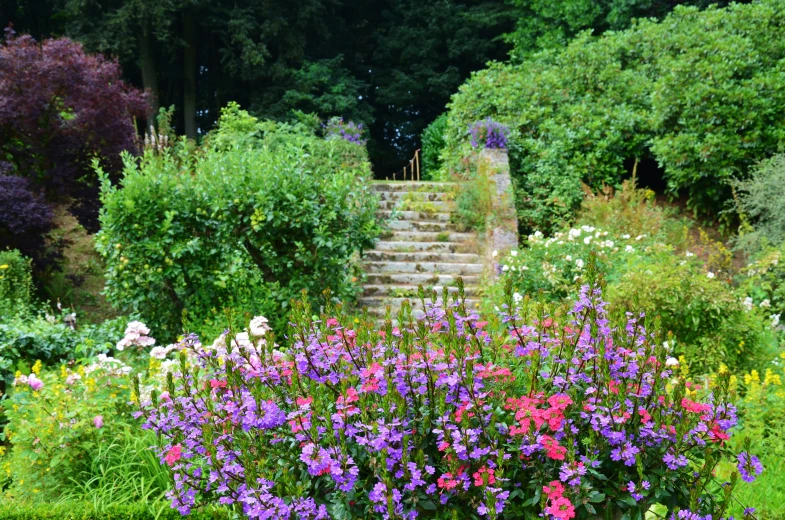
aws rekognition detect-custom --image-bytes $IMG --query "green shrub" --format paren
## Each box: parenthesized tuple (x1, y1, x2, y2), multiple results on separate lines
(2, 359, 139, 501)
(420, 113, 447, 180)
(444, 1, 785, 232)
(96, 105, 380, 342)
(0, 251, 33, 316)
(733, 153, 785, 254)
(0, 314, 125, 385)
(738, 243, 785, 335)
(608, 261, 777, 374)
(0, 502, 231, 520)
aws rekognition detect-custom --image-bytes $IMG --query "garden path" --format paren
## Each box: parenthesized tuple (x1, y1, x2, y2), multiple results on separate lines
(359, 181, 483, 321)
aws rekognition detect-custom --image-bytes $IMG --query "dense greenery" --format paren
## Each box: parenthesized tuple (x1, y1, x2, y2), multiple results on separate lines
(420, 114, 448, 180)
(443, 0, 785, 232)
(96, 105, 380, 341)
(3, 0, 512, 172)
(734, 153, 785, 254)
(0, 502, 231, 519)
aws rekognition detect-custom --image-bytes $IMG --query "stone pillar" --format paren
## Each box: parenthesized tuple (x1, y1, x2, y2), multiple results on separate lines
(479, 148, 518, 276)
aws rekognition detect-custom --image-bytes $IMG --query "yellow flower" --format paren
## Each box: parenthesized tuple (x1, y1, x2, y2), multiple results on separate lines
(31, 360, 42, 375)
(718, 363, 729, 375)
(744, 370, 761, 386)
(0, 264, 8, 269)
(764, 368, 781, 386)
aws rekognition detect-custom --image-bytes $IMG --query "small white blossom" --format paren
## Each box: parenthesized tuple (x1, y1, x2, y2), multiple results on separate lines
(635, 235, 646, 241)
(760, 299, 771, 309)
(565, 255, 572, 262)
(575, 259, 584, 269)
(510, 250, 518, 257)
(249, 316, 271, 337)
(665, 357, 679, 367)
(513, 292, 523, 303)
(583, 236, 592, 245)
(685, 251, 694, 257)
(742, 297, 754, 311)
(706, 271, 715, 279)
(625, 245, 635, 253)
(622, 234, 631, 239)
(502, 265, 509, 272)
(772, 314, 781, 328)
(492, 250, 498, 257)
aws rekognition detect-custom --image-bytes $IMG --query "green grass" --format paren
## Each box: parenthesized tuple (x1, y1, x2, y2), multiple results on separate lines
(57, 428, 171, 513)
(718, 452, 785, 520)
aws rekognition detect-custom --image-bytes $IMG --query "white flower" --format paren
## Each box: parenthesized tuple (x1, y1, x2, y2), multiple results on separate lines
(45, 314, 56, 324)
(605, 240, 615, 249)
(533, 231, 543, 239)
(502, 265, 509, 272)
(622, 234, 630, 239)
(249, 316, 271, 338)
(65, 373, 82, 385)
(510, 250, 518, 257)
(568, 228, 581, 239)
(635, 235, 645, 241)
(575, 259, 584, 269)
(492, 250, 498, 257)
(772, 313, 781, 328)
(706, 271, 715, 279)
(625, 245, 635, 253)
(565, 255, 572, 262)
(12, 374, 28, 387)
(685, 251, 694, 257)
(149, 346, 169, 360)
(742, 297, 753, 311)
(160, 359, 180, 374)
(760, 299, 771, 309)
(665, 357, 679, 367)
(522, 265, 529, 271)
(513, 292, 523, 303)
(583, 236, 592, 245)
(125, 320, 151, 336)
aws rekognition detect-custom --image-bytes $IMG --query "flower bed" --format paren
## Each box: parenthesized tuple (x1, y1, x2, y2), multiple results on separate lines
(133, 281, 760, 519)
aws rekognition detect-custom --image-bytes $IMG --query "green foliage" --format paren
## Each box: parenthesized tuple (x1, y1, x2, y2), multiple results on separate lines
(495, 182, 778, 374)
(2, 360, 136, 501)
(505, 0, 732, 60)
(0, 314, 125, 384)
(738, 244, 785, 334)
(733, 153, 785, 254)
(96, 105, 380, 342)
(420, 114, 448, 180)
(609, 261, 775, 374)
(0, 502, 231, 520)
(452, 156, 494, 233)
(0, 251, 33, 317)
(445, 1, 785, 232)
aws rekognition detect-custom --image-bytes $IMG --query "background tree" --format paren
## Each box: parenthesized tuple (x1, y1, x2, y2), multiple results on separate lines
(0, 30, 148, 232)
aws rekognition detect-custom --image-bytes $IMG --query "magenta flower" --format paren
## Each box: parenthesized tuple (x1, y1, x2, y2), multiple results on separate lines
(93, 415, 104, 428)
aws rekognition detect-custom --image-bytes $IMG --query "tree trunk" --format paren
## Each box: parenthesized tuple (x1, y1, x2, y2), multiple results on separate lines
(182, 10, 197, 139)
(138, 27, 160, 118)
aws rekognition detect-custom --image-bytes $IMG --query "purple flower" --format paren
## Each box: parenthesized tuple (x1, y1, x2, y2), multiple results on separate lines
(737, 452, 764, 483)
(468, 118, 509, 150)
(93, 415, 104, 428)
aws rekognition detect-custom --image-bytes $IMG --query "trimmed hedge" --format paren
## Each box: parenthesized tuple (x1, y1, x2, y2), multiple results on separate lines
(0, 503, 232, 520)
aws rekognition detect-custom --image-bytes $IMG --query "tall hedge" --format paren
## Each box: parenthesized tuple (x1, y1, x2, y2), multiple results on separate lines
(444, 1, 785, 233)
(96, 105, 380, 341)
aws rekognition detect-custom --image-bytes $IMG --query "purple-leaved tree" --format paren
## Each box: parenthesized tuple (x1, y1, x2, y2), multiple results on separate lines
(0, 27, 149, 234)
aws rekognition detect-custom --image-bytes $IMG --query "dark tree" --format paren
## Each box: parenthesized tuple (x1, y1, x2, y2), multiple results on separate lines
(0, 29, 149, 232)
(0, 168, 56, 271)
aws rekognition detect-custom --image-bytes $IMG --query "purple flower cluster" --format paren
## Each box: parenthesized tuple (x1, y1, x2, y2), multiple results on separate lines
(323, 116, 365, 145)
(737, 452, 764, 483)
(135, 285, 759, 520)
(469, 117, 509, 149)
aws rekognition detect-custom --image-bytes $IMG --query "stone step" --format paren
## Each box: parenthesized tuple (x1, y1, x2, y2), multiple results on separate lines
(386, 220, 455, 232)
(365, 261, 484, 275)
(358, 297, 483, 312)
(372, 182, 456, 192)
(379, 231, 476, 243)
(364, 251, 481, 263)
(377, 210, 452, 222)
(372, 241, 479, 253)
(362, 284, 480, 297)
(377, 199, 456, 211)
(377, 191, 454, 202)
(365, 273, 479, 286)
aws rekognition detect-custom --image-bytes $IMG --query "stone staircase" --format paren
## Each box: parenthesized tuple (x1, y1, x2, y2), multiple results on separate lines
(358, 181, 485, 321)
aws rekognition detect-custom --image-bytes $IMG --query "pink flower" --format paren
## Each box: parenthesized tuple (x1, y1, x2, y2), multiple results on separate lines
(546, 496, 576, 520)
(27, 374, 43, 391)
(165, 444, 182, 467)
(93, 415, 104, 428)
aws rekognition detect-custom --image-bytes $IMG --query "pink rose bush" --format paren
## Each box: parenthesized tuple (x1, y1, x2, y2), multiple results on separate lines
(135, 284, 759, 519)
